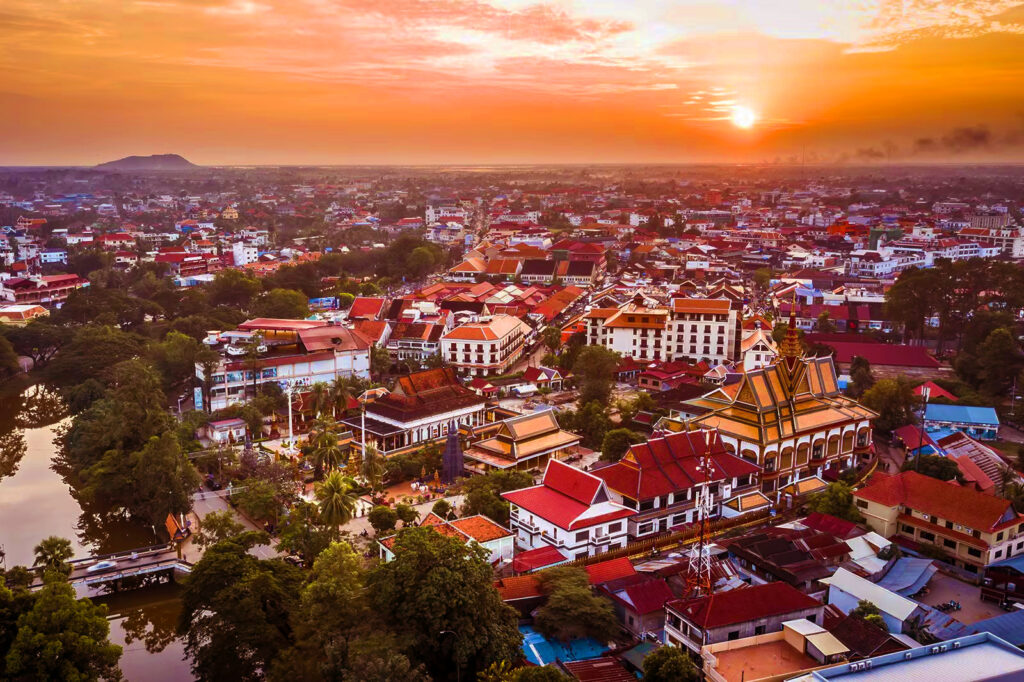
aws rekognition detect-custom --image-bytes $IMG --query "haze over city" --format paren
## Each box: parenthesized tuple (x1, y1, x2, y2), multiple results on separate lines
(4, 0, 1024, 165)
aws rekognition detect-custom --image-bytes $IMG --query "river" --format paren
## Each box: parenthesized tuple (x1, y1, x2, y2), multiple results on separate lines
(0, 383, 195, 680)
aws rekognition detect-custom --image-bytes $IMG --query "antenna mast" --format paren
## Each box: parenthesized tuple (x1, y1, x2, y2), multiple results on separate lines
(687, 429, 716, 597)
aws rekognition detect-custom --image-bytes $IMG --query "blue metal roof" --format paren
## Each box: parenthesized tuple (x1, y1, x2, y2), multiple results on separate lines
(971, 610, 1024, 646)
(924, 403, 1000, 427)
(877, 558, 937, 596)
(987, 554, 1024, 572)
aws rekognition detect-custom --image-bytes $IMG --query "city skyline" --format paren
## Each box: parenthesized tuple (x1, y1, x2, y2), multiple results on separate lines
(4, 0, 1024, 165)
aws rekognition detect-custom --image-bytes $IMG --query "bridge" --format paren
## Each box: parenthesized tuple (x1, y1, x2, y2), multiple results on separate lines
(29, 543, 192, 593)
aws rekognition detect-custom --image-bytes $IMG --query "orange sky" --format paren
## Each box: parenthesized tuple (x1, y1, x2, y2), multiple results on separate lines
(3, 0, 1024, 165)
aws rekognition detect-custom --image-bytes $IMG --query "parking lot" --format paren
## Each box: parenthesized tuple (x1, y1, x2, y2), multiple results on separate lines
(920, 571, 1005, 624)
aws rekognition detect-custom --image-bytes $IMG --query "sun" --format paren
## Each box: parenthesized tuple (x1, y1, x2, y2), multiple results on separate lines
(731, 105, 757, 129)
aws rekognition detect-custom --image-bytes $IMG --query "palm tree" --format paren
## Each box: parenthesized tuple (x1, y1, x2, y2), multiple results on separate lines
(309, 381, 330, 418)
(329, 376, 353, 419)
(361, 445, 386, 493)
(315, 471, 358, 537)
(33, 536, 73, 575)
(310, 418, 346, 479)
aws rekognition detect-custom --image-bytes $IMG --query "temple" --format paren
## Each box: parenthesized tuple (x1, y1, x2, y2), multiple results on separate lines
(661, 310, 877, 496)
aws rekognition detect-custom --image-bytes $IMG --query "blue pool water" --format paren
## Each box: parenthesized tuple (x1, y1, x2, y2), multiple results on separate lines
(519, 625, 606, 665)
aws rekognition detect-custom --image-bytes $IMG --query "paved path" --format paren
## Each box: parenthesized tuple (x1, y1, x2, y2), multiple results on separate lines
(184, 490, 281, 561)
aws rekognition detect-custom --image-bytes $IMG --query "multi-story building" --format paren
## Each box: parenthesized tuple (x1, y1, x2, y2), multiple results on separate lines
(0, 274, 89, 306)
(593, 430, 763, 540)
(503, 459, 634, 559)
(958, 226, 1024, 258)
(664, 581, 824, 655)
(385, 322, 444, 363)
(441, 314, 528, 377)
(585, 297, 739, 365)
(853, 470, 1023, 573)
(671, 316, 878, 495)
(198, 318, 371, 411)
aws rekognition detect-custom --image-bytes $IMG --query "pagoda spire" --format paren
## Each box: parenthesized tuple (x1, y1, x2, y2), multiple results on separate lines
(779, 292, 803, 374)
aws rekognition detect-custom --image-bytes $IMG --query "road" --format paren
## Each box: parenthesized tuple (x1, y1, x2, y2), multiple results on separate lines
(184, 490, 281, 560)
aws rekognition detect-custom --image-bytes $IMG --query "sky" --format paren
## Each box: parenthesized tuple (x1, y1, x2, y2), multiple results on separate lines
(3, 0, 1024, 165)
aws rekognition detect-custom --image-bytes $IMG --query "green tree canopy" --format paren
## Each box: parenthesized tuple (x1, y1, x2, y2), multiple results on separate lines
(4, 573, 122, 681)
(535, 567, 618, 645)
(848, 356, 875, 399)
(179, 536, 303, 681)
(462, 470, 533, 525)
(861, 378, 917, 432)
(600, 428, 642, 462)
(0, 334, 19, 379)
(32, 536, 74, 576)
(44, 325, 143, 388)
(253, 288, 310, 319)
(642, 645, 699, 682)
(573, 345, 620, 406)
(193, 509, 246, 551)
(367, 505, 398, 535)
(208, 269, 261, 308)
(902, 454, 962, 482)
(806, 482, 864, 523)
(367, 527, 522, 679)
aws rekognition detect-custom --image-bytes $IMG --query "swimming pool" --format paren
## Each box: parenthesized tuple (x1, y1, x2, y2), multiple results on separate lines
(519, 625, 606, 666)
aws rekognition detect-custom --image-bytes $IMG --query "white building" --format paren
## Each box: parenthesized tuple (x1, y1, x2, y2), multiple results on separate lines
(585, 297, 738, 365)
(232, 241, 259, 266)
(503, 460, 634, 559)
(378, 513, 514, 565)
(442, 314, 529, 377)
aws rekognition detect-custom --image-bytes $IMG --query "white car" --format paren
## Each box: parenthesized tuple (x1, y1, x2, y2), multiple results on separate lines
(86, 560, 117, 573)
(225, 345, 246, 356)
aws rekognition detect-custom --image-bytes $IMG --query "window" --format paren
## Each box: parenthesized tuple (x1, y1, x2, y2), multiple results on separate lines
(754, 625, 766, 636)
(946, 521, 954, 530)
(639, 499, 655, 512)
(607, 522, 622, 534)
(638, 522, 654, 535)
(995, 550, 1003, 559)
(900, 524, 914, 535)
(967, 547, 982, 558)
(856, 500, 869, 509)
(919, 531, 935, 542)
(727, 631, 740, 641)
(943, 539, 957, 549)
(575, 531, 589, 542)
(998, 531, 1005, 542)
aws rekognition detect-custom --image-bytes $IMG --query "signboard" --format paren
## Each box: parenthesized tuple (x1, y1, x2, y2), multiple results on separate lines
(309, 297, 338, 310)
(193, 386, 203, 412)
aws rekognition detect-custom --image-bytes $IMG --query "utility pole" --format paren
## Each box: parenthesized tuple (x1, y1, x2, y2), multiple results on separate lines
(916, 386, 930, 471)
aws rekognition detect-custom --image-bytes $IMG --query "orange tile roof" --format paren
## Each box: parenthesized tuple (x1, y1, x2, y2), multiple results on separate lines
(494, 575, 542, 601)
(855, 471, 1019, 532)
(672, 297, 731, 314)
(449, 515, 513, 543)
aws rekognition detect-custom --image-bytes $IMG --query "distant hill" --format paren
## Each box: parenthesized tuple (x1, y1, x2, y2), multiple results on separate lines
(95, 154, 199, 171)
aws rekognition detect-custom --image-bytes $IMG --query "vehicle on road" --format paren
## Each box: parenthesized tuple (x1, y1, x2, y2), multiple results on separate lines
(86, 560, 118, 573)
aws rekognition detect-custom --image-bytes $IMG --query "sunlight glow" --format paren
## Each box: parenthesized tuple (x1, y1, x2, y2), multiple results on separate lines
(731, 105, 756, 129)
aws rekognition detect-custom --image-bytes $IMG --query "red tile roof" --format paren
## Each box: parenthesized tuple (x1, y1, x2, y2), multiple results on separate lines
(494, 575, 542, 601)
(348, 296, 387, 320)
(544, 459, 602, 505)
(512, 545, 570, 573)
(854, 470, 1019, 532)
(584, 557, 637, 585)
(820, 341, 940, 369)
(449, 515, 513, 543)
(667, 582, 821, 630)
(595, 431, 759, 502)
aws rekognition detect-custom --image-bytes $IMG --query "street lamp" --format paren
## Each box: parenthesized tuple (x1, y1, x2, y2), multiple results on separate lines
(281, 380, 298, 455)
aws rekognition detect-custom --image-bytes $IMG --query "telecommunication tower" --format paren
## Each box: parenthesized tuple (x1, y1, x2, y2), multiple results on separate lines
(686, 428, 717, 598)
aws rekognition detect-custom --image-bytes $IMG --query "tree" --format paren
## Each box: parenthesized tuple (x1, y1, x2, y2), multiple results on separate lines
(600, 428, 642, 462)
(903, 454, 962, 482)
(396, 503, 420, 526)
(194, 510, 246, 551)
(234, 477, 282, 524)
(753, 267, 772, 290)
(848, 356, 875, 399)
(407, 247, 436, 279)
(806, 482, 863, 523)
(5, 573, 122, 681)
(315, 472, 359, 536)
(270, 541, 369, 679)
(885, 267, 936, 343)
(368, 527, 522, 679)
(368, 505, 398, 535)
(179, 536, 303, 681)
(126, 432, 202, 526)
(0, 334, 19, 379)
(541, 326, 562, 355)
(573, 346, 620, 405)
(560, 401, 612, 449)
(975, 328, 1024, 395)
(150, 330, 205, 390)
(310, 419, 348, 479)
(534, 567, 618, 645)
(861, 378, 917, 432)
(360, 445, 385, 492)
(276, 502, 335, 568)
(0, 320, 67, 368)
(253, 288, 310, 319)
(370, 345, 391, 382)
(462, 470, 533, 525)
(32, 536, 73, 576)
(849, 600, 886, 629)
(208, 269, 261, 308)
(431, 499, 456, 520)
(642, 645, 700, 682)
(44, 325, 142, 388)
(816, 311, 836, 333)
